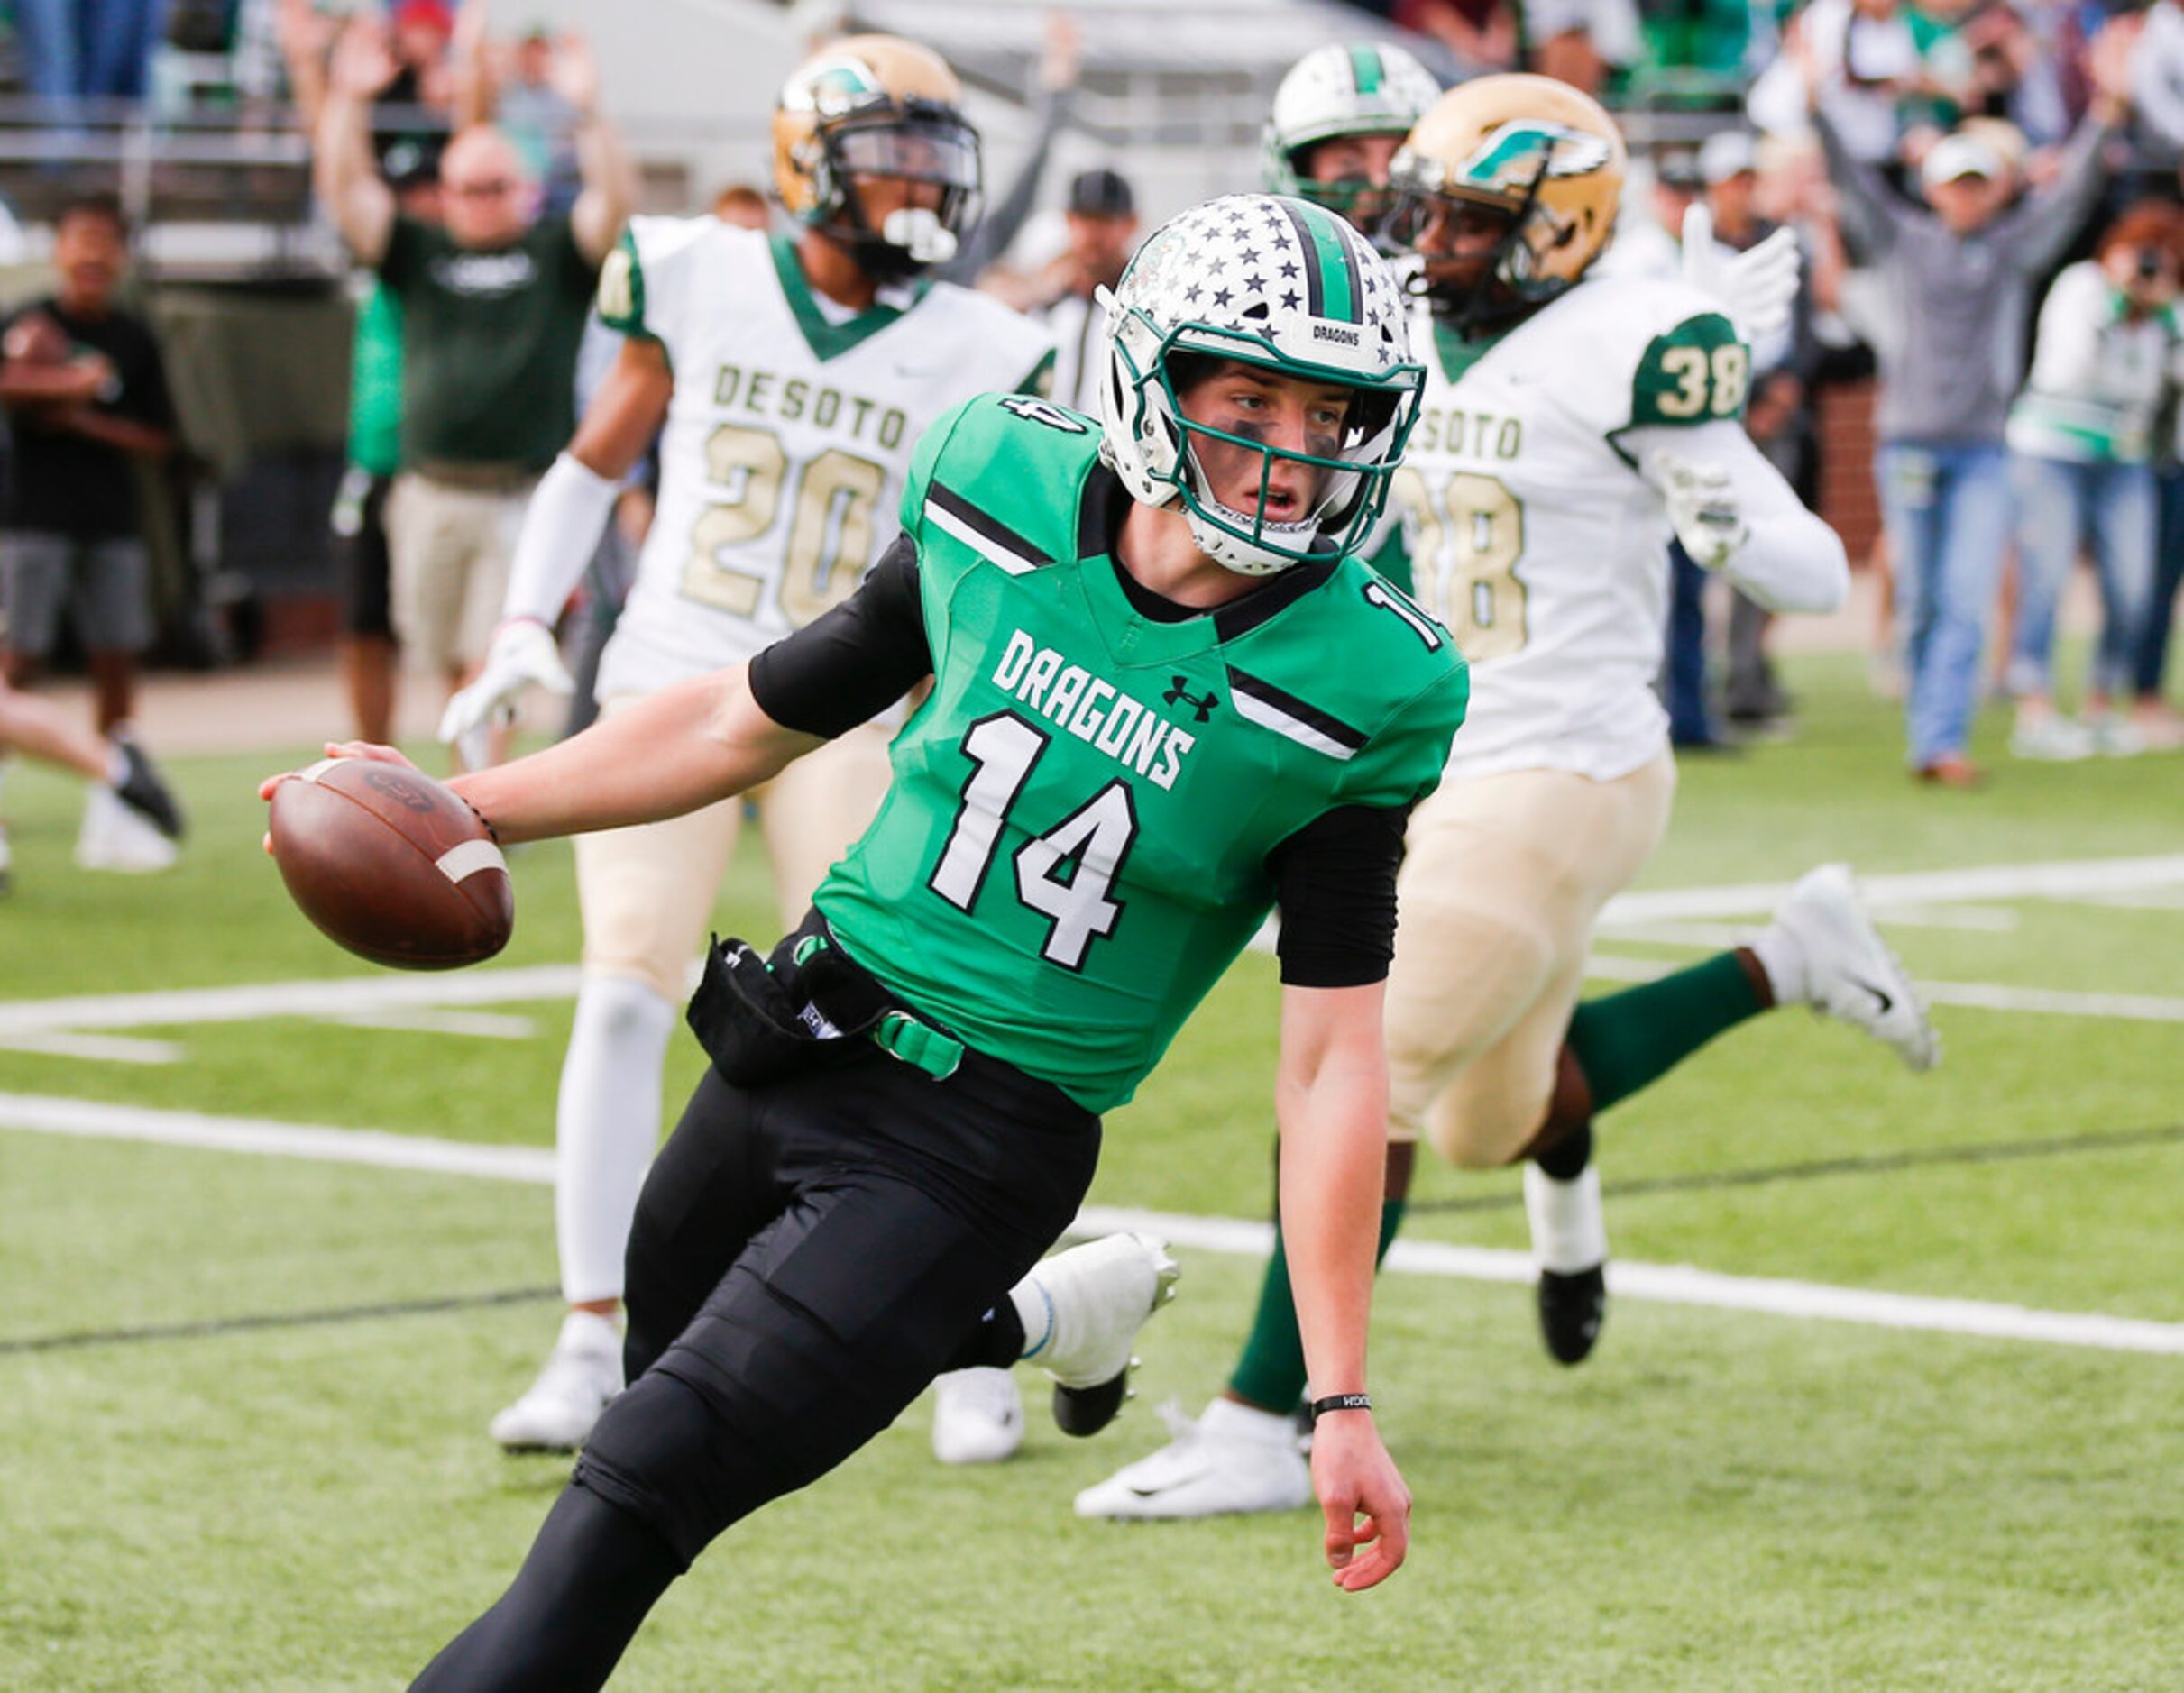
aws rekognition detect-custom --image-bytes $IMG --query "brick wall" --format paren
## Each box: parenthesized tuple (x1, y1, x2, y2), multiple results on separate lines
(1817, 378, 1882, 567)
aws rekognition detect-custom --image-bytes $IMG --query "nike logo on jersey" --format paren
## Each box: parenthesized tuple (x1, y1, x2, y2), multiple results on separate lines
(991, 628, 1198, 790)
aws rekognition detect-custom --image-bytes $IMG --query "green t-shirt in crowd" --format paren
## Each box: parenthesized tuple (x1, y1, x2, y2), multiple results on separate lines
(346, 280, 404, 477)
(813, 395, 1469, 1113)
(377, 214, 598, 471)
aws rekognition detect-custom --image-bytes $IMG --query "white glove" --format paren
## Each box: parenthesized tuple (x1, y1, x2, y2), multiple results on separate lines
(1680, 203, 1802, 340)
(1645, 446, 1749, 569)
(438, 618, 574, 746)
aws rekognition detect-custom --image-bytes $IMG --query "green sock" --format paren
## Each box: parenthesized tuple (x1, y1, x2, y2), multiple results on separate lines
(1565, 950, 1766, 1115)
(1226, 1194, 1408, 1414)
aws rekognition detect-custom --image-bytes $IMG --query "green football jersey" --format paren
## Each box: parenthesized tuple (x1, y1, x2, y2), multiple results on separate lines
(813, 396, 1469, 1112)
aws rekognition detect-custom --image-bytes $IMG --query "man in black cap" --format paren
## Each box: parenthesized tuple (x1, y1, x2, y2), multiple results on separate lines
(1028, 166, 1140, 413)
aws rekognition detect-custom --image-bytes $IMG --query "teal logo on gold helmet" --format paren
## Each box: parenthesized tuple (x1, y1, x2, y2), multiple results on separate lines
(783, 56, 886, 118)
(1458, 121, 1613, 193)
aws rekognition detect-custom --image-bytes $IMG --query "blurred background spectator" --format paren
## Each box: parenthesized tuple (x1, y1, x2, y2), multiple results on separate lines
(0, 191, 179, 867)
(2004, 198, 2183, 759)
(1800, 14, 2137, 787)
(1013, 166, 1138, 414)
(14, 0, 170, 106)
(1704, 125, 1825, 736)
(312, 12, 632, 765)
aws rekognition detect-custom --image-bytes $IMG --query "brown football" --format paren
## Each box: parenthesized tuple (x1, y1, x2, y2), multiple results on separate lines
(268, 757, 513, 969)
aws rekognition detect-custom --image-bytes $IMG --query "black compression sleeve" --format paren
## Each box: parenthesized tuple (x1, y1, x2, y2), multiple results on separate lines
(1267, 803, 1412, 989)
(746, 534, 931, 737)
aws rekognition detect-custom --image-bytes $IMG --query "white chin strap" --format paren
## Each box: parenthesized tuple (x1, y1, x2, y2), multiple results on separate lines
(881, 207, 957, 265)
(1188, 496, 1320, 577)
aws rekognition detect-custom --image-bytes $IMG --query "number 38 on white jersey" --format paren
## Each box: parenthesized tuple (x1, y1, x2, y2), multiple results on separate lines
(1372, 273, 1749, 782)
(592, 216, 1054, 699)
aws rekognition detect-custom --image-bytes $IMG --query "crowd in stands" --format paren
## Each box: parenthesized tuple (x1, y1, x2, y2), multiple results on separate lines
(3, 0, 2184, 846)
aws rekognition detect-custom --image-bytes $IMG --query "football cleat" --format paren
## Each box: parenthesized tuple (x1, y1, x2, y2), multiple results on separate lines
(1537, 1266, 1607, 1366)
(1073, 1397, 1311, 1520)
(490, 1310, 623, 1453)
(1017, 1231, 1179, 1434)
(1768, 864, 1939, 1072)
(75, 782, 177, 873)
(1524, 1162, 1609, 1366)
(931, 1367, 1024, 1466)
(110, 730, 185, 840)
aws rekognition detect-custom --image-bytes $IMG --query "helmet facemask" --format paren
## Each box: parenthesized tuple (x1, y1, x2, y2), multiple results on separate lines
(1102, 301, 1418, 577)
(1383, 173, 1552, 336)
(802, 101, 983, 282)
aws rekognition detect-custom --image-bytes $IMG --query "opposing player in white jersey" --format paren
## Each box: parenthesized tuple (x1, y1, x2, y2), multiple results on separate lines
(439, 34, 1052, 1456)
(1078, 76, 1939, 1521)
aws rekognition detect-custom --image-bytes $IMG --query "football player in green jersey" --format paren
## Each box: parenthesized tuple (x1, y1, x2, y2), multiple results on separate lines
(1263, 40, 1441, 241)
(271, 192, 1465, 1686)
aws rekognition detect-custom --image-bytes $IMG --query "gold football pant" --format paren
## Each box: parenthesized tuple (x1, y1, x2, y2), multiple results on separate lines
(1384, 752, 1675, 1169)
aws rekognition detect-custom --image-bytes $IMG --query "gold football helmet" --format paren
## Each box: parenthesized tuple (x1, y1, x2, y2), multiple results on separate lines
(1385, 73, 1625, 326)
(771, 34, 981, 279)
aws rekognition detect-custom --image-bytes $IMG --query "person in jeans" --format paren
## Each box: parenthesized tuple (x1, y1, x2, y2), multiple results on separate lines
(1802, 19, 2134, 785)
(2004, 202, 2184, 760)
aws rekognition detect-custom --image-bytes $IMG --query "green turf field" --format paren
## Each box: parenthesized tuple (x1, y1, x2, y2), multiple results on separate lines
(4, 653, 2181, 1689)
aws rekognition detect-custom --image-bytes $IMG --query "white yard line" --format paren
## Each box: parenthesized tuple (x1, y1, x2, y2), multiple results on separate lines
(1599, 854, 2184, 924)
(5, 1093, 2178, 1359)
(0, 965, 583, 1036)
(1584, 954, 2184, 1022)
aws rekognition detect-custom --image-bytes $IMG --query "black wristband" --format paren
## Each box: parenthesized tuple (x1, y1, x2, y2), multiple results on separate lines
(455, 792, 500, 846)
(1308, 1393, 1372, 1421)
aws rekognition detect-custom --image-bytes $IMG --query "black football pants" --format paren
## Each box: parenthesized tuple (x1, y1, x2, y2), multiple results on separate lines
(411, 1044, 1099, 1691)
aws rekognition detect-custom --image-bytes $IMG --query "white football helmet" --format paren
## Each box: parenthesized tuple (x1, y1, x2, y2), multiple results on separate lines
(1096, 194, 1424, 576)
(1263, 42, 1441, 224)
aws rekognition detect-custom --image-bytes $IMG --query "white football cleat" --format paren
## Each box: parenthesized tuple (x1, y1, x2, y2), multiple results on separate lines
(1767, 864, 1939, 1072)
(1016, 1231, 1179, 1393)
(490, 1310, 623, 1452)
(76, 782, 178, 873)
(1073, 1397, 1311, 1520)
(931, 1367, 1024, 1466)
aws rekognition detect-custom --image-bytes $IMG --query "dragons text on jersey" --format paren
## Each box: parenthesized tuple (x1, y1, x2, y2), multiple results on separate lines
(816, 396, 1468, 1113)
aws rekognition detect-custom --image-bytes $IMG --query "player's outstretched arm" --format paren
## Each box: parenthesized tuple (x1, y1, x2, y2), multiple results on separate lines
(1275, 980, 1412, 1591)
(452, 663, 818, 842)
(1630, 419, 1849, 613)
(265, 664, 821, 845)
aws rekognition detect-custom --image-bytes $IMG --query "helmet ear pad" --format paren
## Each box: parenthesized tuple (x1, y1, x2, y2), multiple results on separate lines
(1100, 307, 1187, 508)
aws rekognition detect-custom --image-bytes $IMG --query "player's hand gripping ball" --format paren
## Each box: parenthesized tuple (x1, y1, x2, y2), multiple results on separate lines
(266, 756, 513, 969)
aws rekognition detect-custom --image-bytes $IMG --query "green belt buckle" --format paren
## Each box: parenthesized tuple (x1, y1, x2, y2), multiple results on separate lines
(872, 1011, 963, 1082)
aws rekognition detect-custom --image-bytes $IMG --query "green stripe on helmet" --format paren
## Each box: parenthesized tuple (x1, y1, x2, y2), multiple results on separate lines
(1298, 201, 1359, 323)
(1348, 44, 1384, 96)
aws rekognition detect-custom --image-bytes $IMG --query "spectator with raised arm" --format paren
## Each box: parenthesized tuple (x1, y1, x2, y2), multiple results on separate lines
(1801, 13, 2137, 786)
(314, 12, 634, 764)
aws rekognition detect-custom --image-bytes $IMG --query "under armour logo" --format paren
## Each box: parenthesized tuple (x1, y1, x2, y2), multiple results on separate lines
(1164, 677, 1218, 722)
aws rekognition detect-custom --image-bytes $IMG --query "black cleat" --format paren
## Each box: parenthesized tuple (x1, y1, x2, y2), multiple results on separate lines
(1051, 1374, 1130, 1439)
(111, 734, 185, 841)
(1537, 1264, 1606, 1366)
